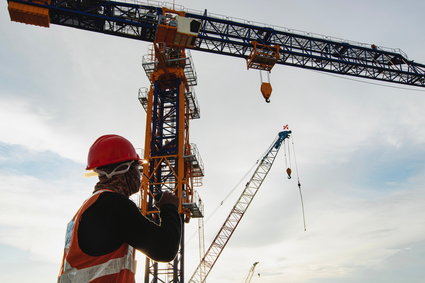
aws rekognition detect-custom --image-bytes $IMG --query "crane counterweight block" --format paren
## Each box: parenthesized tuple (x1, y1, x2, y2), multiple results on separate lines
(8, 0, 51, 27)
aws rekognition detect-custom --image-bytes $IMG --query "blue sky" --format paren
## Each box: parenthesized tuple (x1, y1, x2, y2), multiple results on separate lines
(0, 143, 83, 179)
(1, 0, 425, 282)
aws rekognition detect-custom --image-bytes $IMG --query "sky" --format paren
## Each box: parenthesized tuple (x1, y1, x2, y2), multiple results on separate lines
(1, 0, 425, 282)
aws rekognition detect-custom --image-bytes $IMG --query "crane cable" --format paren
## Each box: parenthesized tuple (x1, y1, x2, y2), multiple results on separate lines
(185, 140, 279, 245)
(206, 159, 259, 223)
(186, 134, 306, 244)
(289, 136, 307, 231)
(284, 139, 292, 179)
(283, 140, 288, 172)
(185, 159, 259, 244)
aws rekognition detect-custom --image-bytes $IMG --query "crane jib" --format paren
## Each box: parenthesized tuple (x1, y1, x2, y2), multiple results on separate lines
(7, 0, 425, 87)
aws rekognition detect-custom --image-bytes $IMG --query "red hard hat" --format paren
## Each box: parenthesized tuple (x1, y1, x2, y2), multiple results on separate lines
(86, 134, 139, 170)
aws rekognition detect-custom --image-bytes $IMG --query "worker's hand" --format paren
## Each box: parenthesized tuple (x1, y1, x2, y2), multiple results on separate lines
(155, 191, 179, 209)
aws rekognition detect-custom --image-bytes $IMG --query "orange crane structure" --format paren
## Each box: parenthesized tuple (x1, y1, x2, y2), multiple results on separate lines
(6, 1, 425, 282)
(137, 42, 205, 281)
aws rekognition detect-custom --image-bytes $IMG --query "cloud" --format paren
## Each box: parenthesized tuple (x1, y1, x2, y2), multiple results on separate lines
(202, 164, 425, 282)
(0, 149, 95, 265)
(186, 128, 425, 282)
(0, 244, 59, 283)
(0, 97, 88, 162)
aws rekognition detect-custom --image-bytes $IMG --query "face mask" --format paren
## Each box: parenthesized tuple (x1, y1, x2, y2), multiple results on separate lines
(129, 163, 141, 195)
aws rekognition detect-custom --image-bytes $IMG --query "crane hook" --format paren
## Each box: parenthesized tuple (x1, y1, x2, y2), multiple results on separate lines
(286, 168, 292, 179)
(260, 82, 272, 103)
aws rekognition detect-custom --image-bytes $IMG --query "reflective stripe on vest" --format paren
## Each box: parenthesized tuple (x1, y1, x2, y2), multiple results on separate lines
(58, 189, 136, 283)
(58, 246, 135, 283)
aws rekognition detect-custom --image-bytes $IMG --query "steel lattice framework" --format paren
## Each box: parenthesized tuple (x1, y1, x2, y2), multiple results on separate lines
(142, 78, 186, 283)
(139, 45, 203, 282)
(9, 0, 425, 87)
(188, 12, 425, 86)
(189, 131, 291, 283)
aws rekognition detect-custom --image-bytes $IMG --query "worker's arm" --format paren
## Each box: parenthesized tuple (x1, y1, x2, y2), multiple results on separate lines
(119, 192, 182, 262)
(78, 192, 181, 262)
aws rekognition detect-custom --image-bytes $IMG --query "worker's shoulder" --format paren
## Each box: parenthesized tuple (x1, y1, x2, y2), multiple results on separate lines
(97, 191, 135, 206)
(93, 192, 139, 216)
(97, 191, 127, 199)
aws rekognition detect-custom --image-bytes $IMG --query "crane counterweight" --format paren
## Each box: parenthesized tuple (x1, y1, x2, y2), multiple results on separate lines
(8, 0, 50, 27)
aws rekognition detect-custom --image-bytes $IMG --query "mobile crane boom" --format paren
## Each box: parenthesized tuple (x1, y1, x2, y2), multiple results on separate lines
(244, 262, 259, 283)
(189, 130, 291, 283)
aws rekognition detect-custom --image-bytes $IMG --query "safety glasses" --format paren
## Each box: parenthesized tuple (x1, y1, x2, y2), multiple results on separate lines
(94, 160, 135, 179)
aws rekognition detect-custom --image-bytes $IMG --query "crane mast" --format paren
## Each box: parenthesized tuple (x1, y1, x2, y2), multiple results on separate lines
(189, 130, 291, 283)
(138, 42, 204, 282)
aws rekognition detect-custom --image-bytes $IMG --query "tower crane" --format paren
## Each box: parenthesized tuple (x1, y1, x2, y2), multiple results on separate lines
(7, 0, 425, 90)
(6, 1, 425, 282)
(189, 130, 291, 283)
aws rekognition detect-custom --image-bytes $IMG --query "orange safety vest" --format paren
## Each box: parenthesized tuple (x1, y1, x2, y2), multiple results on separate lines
(58, 189, 136, 283)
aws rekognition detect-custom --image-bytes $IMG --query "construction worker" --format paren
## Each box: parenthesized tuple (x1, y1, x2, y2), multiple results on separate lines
(58, 134, 182, 282)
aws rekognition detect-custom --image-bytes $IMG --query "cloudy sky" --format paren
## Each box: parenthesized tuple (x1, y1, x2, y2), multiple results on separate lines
(1, 0, 425, 282)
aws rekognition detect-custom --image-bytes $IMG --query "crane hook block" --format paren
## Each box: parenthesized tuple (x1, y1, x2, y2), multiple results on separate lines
(286, 168, 292, 179)
(260, 82, 272, 103)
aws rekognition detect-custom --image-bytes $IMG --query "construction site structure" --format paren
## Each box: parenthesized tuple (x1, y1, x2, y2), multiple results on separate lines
(7, 0, 425, 90)
(189, 130, 291, 283)
(244, 262, 260, 283)
(138, 42, 204, 282)
(6, 1, 425, 282)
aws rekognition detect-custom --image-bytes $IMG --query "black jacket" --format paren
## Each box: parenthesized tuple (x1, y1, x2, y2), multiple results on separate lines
(78, 192, 181, 262)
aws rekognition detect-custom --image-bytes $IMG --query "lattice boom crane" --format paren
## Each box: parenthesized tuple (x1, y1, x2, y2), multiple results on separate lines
(189, 130, 291, 283)
(245, 262, 260, 283)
